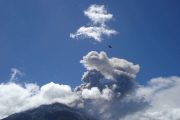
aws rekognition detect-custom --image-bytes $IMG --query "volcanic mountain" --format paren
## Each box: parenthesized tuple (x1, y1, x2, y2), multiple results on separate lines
(2, 103, 96, 120)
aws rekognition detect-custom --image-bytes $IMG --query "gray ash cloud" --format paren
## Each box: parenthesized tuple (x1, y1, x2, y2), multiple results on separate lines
(1, 51, 180, 120)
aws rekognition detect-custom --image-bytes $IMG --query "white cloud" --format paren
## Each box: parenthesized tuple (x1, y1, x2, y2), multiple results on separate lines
(1, 53, 180, 120)
(81, 87, 114, 101)
(9, 68, 22, 82)
(81, 76, 180, 120)
(0, 82, 78, 119)
(122, 76, 180, 120)
(70, 4, 117, 42)
(80, 51, 140, 81)
(1, 76, 180, 120)
(84, 4, 113, 25)
(70, 26, 117, 42)
(81, 87, 101, 99)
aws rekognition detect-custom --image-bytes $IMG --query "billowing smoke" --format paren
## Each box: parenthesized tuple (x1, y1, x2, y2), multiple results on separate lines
(74, 51, 144, 120)
(1, 51, 180, 120)
(80, 51, 140, 80)
(76, 51, 140, 97)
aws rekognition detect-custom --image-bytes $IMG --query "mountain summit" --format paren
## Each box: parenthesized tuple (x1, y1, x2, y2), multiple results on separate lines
(2, 103, 96, 120)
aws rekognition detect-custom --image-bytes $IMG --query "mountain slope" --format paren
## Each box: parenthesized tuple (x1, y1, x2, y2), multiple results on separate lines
(2, 103, 96, 120)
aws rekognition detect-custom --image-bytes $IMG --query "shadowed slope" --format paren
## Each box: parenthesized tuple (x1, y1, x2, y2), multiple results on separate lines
(2, 103, 96, 120)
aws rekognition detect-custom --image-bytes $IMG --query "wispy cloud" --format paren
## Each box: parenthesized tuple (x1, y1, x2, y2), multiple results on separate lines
(70, 4, 117, 42)
(70, 26, 117, 42)
(9, 68, 22, 82)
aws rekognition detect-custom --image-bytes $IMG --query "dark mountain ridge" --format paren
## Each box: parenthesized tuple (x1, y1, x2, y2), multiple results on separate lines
(2, 103, 97, 120)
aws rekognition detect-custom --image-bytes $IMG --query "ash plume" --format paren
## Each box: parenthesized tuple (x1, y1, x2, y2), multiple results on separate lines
(1, 51, 180, 120)
(76, 51, 140, 97)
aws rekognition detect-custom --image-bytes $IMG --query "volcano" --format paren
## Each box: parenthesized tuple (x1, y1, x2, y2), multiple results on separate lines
(2, 103, 96, 120)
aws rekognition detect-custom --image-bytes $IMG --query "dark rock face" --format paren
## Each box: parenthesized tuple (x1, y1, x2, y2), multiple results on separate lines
(2, 103, 96, 120)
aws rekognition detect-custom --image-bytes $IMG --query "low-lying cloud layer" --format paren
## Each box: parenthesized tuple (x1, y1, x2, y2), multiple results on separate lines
(123, 76, 180, 120)
(70, 4, 117, 42)
(1, 51, 180, 120)
(0, 82, 78, 119)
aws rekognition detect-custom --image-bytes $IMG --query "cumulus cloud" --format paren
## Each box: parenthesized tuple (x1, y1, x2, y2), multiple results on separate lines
(1, 52, 180, 120)
(84, 4, 113, 25)
(70, 4, 117, 42)
(78, 76, 180, 120)
(122, 76, 180, 120)
(80, 51, 140, 81)
(0, 82, 78, 119)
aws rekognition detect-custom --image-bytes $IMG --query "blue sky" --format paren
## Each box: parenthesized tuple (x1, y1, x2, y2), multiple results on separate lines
(0, 0, 180, 87)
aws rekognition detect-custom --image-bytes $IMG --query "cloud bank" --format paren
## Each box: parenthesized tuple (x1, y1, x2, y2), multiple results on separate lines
(1, 51, 180, 120)
(123, 76, 180, 120)
(70, 4, 117, 42)
(0, 82, 78, 119)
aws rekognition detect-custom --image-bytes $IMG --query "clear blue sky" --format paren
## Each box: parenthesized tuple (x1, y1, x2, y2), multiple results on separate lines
(0, 0, 180, 87)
